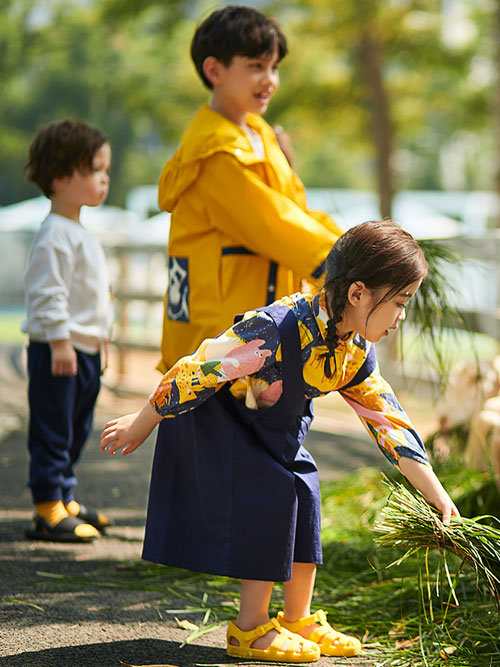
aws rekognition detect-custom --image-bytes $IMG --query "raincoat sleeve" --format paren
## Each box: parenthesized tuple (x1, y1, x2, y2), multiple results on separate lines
(150, 311, 281, 418)
(339, 358, 430, 467)
(198, 152, 343, 280)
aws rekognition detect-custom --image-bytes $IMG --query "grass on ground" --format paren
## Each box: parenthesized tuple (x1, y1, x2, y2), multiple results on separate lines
(29, 456, 500, 667)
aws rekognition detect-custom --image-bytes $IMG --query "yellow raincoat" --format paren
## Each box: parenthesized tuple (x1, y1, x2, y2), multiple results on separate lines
(157, 104, 343, 371)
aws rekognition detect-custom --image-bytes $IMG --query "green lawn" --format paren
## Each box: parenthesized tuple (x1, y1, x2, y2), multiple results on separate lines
(400, 325, 499, 366)
(0, 309, 25, 344)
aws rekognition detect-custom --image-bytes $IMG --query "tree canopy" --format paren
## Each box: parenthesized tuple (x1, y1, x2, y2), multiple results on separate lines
(0, 0, 495, 212)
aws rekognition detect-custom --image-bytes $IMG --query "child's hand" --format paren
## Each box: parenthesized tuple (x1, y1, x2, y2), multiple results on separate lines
(398, 457, 460, 526)
(421, 483, 460, 526)
(49, 339, 77, 376)
(100, 403, 162, 456)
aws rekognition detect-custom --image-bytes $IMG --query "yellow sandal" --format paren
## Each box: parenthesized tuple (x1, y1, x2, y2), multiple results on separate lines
(277, 609, 362, 657)
(227, 617, 320, 663)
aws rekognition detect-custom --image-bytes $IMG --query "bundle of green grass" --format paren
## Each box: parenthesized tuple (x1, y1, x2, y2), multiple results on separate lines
(374, 479, 500, 600)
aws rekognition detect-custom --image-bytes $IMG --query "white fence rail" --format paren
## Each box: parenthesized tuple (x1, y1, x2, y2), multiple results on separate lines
(108, 233, 500, 350)
(3, 232, 500, 376)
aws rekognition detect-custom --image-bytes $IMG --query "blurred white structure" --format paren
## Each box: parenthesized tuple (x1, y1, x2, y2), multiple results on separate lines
(0, 196, 171, 307)
(2, 188, 500, 346)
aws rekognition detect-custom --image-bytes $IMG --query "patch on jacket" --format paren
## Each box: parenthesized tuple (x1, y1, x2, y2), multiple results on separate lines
(167, 257, 189, 322)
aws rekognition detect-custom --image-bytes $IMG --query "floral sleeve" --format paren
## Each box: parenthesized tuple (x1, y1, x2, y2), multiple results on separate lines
(340, 357, 430, 467)
(150, 311, 281, 417)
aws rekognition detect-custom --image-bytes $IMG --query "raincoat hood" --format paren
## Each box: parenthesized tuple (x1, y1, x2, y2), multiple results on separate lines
(159, 105, 271, 212)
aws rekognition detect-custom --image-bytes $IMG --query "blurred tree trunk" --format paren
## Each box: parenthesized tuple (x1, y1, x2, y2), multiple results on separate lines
(357, 30, 393, 220)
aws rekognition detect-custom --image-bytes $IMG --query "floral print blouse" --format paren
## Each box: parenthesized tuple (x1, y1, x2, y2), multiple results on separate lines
(150, 292, 429, 467)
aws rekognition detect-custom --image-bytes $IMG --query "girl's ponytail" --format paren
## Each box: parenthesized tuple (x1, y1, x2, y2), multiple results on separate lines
(322, 242, 355, 377)
(323, 280, 350, 377)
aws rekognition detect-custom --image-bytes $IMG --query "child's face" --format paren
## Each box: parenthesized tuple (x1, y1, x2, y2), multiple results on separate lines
(350, 278, 422, 343)
(56, 142, 111, 208)
(209, 44, 280, 123)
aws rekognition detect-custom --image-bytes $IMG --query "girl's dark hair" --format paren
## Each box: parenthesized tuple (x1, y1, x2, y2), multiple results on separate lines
(322, 220, 428, 376)
(25, 119, 108, 197)
(191, 5, 287, 89)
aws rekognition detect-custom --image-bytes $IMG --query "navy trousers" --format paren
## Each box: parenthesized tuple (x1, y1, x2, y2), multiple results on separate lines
(143, 305, 322, 582)
(26, 342, 101, 503)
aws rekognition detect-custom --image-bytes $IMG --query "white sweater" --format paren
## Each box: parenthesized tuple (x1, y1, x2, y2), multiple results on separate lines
(22, 213, 113, 354)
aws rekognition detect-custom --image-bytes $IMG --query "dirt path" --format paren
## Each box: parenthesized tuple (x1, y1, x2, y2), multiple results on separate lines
(0, 344, 409, 666)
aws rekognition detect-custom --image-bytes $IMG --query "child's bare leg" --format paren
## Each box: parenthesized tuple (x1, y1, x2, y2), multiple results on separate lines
(281, 562, 358, 653)
(232, 578, 310, 653)
(282, 562, 317, 620)
(231, 579, 277, 649)
(282, 562, 325, 637)
(229, 575, 320, 657)
(237, 579, 275, 629)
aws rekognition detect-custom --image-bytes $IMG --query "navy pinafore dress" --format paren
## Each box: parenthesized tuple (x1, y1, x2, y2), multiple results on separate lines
(142, 305, 322, 582)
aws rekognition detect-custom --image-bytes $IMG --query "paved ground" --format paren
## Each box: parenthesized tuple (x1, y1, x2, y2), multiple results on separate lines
(0, 344, 430, 667)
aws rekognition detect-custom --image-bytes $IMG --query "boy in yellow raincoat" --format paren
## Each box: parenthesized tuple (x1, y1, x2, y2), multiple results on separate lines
(158, 5, 343, 371)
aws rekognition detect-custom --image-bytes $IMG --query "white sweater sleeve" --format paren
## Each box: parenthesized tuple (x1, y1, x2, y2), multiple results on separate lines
(24, 241, 74, 341)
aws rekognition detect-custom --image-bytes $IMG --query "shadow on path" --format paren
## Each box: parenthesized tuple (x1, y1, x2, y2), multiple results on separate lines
(0, 638, 230, 667)
(0, 344, 381, 666)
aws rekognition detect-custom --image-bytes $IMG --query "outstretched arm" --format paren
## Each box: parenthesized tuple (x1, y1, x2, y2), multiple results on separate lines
(398, 457, 460, 525)
(100, 403, 162, 456)
(339, 350, 459, 525)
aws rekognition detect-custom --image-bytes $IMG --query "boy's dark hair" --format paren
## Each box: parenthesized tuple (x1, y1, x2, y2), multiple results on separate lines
(322, 220, 428, 376)
(191, 5, 287, 89)
(25, 119, 108, 198)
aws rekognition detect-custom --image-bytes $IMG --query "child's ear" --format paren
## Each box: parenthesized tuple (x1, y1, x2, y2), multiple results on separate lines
(347, 281, 366, 307)
(202, 56, 224, 87)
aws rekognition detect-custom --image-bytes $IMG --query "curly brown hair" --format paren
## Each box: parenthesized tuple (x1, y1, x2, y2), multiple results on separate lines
(25, 119, 108, 197)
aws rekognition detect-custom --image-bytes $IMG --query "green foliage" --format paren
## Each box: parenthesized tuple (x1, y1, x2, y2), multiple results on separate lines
(407, 239, 469, 385)
(0, 0, 498, 207)
(267, 0, 494, 192)
(99, 0, 187, 27)
(0, 0, 204, 206)
(319, 465, 500, 665)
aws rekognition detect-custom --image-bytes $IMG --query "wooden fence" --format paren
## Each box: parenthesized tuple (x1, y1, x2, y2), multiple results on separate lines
(3, 230, 499, 381)
(105, 242, 167, 376)
(108, 232, 500, 376)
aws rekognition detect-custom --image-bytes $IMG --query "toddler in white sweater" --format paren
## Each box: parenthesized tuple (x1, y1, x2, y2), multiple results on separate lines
(22, 119, 113, 542)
